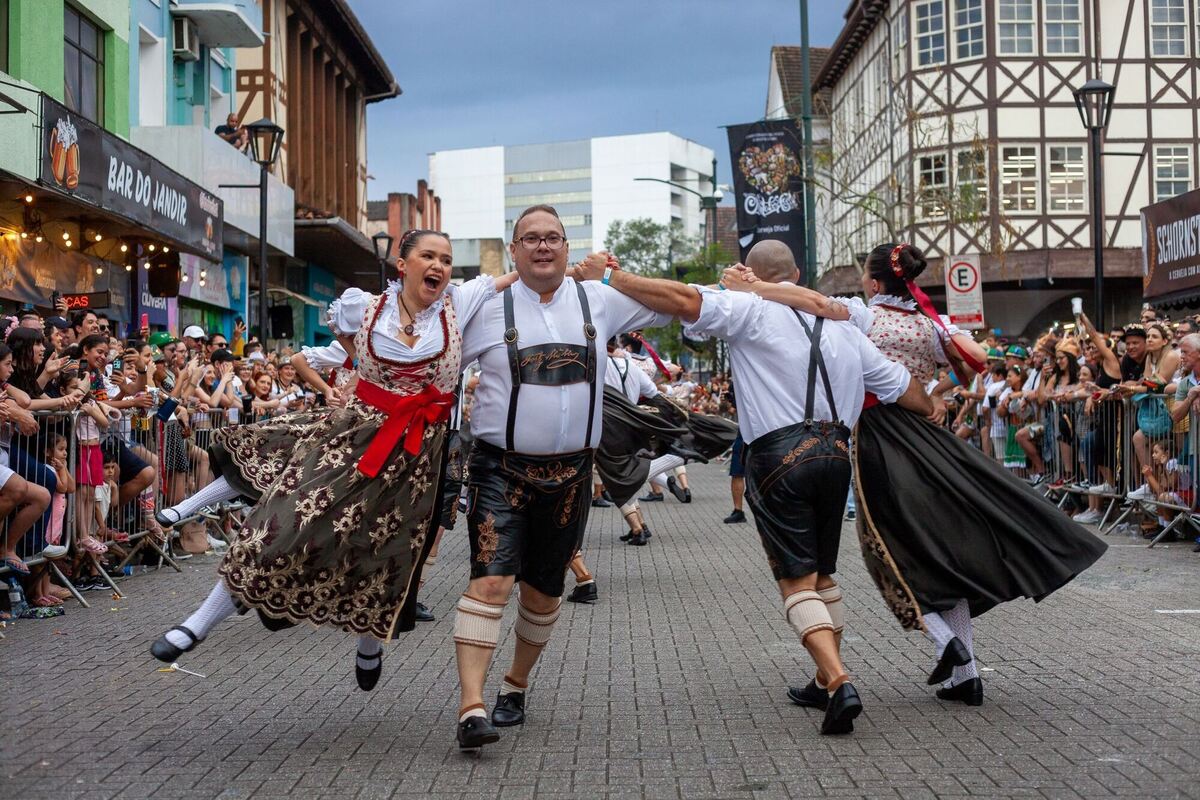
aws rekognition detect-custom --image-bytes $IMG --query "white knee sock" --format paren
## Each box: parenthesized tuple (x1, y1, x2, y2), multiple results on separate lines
(941, 599, 979, 685)
(166, 580, 238, 647)
(923, 611, 955, 656)
(163, 476, 239, 520)
(356, 635, 382, 670)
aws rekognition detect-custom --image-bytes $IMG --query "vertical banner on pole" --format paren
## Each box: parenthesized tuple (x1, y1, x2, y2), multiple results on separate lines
(944, 254, 985, 329)
(726, 120, 806, 270)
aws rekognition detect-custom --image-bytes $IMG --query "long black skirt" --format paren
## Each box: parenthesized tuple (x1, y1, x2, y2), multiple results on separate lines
(595, 386, 689, 507)
(643, 395, 739, 461)
(853, 403, 1108, 631)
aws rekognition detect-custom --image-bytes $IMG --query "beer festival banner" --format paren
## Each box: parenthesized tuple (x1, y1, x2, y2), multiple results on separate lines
(38, 95, 224, 260)
(1142, 186, 1200, 302)
(726, 119, 806, 266)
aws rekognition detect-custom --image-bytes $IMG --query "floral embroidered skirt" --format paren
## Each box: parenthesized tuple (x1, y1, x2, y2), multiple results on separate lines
(853, 403, 1107, 632)
(214, 400, 447, 639)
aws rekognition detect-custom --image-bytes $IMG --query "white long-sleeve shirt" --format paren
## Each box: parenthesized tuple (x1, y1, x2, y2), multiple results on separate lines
(462, 278, 670, 454)
(605, 352, 659, 404)
(684, 286, 912, 443)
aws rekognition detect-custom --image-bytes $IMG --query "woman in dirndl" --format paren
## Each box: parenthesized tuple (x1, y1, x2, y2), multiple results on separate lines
(150, 230, 515, 691)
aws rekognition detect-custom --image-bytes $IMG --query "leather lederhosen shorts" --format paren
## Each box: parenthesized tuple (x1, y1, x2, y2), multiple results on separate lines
(744, 420, 852, 580)
(466, 439, 594, 597)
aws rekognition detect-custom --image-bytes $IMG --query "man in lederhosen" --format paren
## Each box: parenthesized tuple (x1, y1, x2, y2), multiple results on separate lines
(451, 205, 671, 750)
(573, 240, 932, 735)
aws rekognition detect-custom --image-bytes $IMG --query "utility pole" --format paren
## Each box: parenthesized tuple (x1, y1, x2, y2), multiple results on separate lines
(798, 0, 818, 287)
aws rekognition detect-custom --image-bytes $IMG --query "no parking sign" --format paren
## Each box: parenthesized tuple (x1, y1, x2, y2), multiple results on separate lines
(945, 254, 985, 329)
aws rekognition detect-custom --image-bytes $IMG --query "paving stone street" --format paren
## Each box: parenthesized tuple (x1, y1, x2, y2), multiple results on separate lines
(2, 463, 1199, 800)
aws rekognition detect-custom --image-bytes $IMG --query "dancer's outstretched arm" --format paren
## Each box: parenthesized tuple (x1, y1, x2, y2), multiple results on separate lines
(719, 266, 850, 321)
(573, 257, 702, 322)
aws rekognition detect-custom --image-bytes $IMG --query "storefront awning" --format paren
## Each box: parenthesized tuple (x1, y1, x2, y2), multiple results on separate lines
(294, 216, 380, 280)
(1142, 187, 1200, 304)
(173, 3, 264, 48)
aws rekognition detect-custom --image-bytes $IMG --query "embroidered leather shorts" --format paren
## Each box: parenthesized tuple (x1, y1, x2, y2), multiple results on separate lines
(466, 440, 593, 598)
(744, 420, 852, 580)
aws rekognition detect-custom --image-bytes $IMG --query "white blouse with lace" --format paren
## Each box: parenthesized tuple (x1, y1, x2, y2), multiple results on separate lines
(837, 294, 962, 366)
(326, 276, 497, 364)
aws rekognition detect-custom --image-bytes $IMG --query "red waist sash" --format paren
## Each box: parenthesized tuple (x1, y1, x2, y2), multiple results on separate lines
(354, 380, 455, 477)
(862, 392, 881, 411)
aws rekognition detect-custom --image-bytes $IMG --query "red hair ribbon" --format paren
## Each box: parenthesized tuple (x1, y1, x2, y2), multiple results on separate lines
(891, 243, 986, 376)
(638, 336, 671, 378)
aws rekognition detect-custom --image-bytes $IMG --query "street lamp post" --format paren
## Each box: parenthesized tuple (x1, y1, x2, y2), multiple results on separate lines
(223, 119, 284, 344)
(1073, 78, 1115, 331)
(372, 231, 394, 293)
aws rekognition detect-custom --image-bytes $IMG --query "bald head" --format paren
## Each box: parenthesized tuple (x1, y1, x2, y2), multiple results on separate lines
(745, 240, 800, 283)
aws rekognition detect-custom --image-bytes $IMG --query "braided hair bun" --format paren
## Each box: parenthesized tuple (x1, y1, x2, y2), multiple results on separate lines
(865, 242, 929, 298)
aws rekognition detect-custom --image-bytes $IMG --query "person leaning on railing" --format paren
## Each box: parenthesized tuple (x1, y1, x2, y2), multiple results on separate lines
(1127, 322, 1180, 501)
(1076, 313, 1129, 498)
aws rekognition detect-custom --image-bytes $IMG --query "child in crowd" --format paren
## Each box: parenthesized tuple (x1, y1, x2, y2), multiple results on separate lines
(73, 371, 113, 556)
(985, 363, 1010, 463)
(1142, 440, 1192, 534)
(1000, 365, 1029, 473)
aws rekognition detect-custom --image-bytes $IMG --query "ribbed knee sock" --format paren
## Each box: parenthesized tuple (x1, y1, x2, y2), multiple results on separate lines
(166, 580, 238, 647)
(356, 634, 382, 670)
(942, 599, 979, 686)
(924, 610, 955, 655)
(164, 476, 239, 521)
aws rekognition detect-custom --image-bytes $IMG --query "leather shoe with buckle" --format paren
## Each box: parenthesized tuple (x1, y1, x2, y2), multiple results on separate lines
(150, 624, 202, 663)
(928, 637, 972, 685)
(567, 582, 598, 604)
(491, 691, 526, 727)
(936, 677, 983, 706)
(787, 679, 829, 710)
(355, 650, 382, 691)
(639, 491, 664, 502)
(457, 716, 500, 749)
(627, 530, 648, 546)
(591, 496, 614, 508)
(821, 682, 862, 735)
(415, 602, 434, 622)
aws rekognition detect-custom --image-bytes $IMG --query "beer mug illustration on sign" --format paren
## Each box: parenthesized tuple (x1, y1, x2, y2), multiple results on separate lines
(49, 117, 80, 189)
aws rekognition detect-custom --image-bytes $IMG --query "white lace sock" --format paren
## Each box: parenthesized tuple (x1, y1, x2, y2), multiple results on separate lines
(162, 476, 240, 521)
(941, 599, 979, 686)
(648, 455, 685, 490)
(356, 635, 382, 670)
(165, 580, 238, 648)
(923, 611, 955, 656)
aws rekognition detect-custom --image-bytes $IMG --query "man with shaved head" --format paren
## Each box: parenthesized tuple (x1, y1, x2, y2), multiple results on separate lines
(574, 240, 932, 735)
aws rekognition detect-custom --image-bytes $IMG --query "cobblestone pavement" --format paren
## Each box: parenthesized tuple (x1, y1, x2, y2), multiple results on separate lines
(2, 463, 1199, 800)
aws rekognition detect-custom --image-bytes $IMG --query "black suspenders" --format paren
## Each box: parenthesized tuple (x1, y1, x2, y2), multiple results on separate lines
(502, 283, 598, 452)
(791, 311, 840, 424)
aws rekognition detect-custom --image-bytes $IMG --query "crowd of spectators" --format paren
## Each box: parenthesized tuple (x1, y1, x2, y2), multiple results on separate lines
(0, 301, 337, 619)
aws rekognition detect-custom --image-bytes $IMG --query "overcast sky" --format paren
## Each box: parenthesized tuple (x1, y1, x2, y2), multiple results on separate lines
(348, 0, 846, 201)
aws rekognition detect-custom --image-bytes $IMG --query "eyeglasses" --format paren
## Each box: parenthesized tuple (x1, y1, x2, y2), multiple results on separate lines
(211, 341, 228, 348)
(515, 233, 567, 250)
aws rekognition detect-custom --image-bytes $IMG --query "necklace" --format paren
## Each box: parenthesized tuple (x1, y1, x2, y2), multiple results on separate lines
(397, 293, 416, 337)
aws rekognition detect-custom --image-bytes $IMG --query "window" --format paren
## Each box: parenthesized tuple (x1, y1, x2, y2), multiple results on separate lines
(1000, 146, 1039, 212)
(1151, 0, 1187, 56)
(998, 0, 1036, 55)
(1155, 146, 1192, 201)
(918, 153, 949, 217)
(504, 168, 591, 185)
(1044, 0, 1082, 54)
(892, 6, 910, 77)
(504, 191, 591, 207)
(915, 1, 946, 66)
(1048, 145, 1086, 211)
(64, 5, 104, 123)
(954, 0, 985, 59)
(956, 149, 988, 214)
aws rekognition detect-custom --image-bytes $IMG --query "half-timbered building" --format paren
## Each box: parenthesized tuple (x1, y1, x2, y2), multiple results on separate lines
(785, 0, 1198, 334)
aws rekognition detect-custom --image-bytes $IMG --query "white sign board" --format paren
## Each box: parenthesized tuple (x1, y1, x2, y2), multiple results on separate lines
(944, 254, 985, 329)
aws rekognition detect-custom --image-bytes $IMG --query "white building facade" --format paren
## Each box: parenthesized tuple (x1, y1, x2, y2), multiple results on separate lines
(797, 0, 1199, 335)
(429, 133, 715, 258)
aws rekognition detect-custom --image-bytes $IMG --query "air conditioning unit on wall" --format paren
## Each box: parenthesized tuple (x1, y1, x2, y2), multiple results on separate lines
(172, 16, 200, 62)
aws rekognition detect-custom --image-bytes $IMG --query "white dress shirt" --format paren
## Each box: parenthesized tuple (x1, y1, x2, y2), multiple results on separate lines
(462, 277, 671, 454)
(605, 352, 659, 404)
(685, 286, 912, 443)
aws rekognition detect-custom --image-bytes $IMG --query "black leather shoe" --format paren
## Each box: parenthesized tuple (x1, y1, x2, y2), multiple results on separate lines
(567, 582, 598, 604)
(936, 677, 983, 706)
(682, 489, 692, 503)
(787, 679, 829, 710)
(150, 624, 202, 663)
(723, 509, 747, 524)
(602, 490, 615, 503)
(666, 477, 688, 503)
(415, 602, 434, 622)
(821, 682, 862, 735)
(491, 692, 526, 727)
(928, 637, 972, 685)
(639, 491, 664, 502)
(640, 525, 652, 540)
(355, 651, 382, 691)
(591, 496, 614, 508)
(619, 531, 634, 541)
(457, 716, 500, 749)
(154, 508, 186, 529)
(627, 531, 648, 546)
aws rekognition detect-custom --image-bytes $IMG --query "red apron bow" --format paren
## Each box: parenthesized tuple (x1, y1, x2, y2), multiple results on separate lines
(905, 279, 987, 376)
(354, 380, 456, 478)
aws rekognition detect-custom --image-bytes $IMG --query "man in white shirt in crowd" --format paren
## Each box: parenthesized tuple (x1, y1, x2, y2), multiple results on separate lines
(573, 239, 932, 736)
(451, 204, 672, 750)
